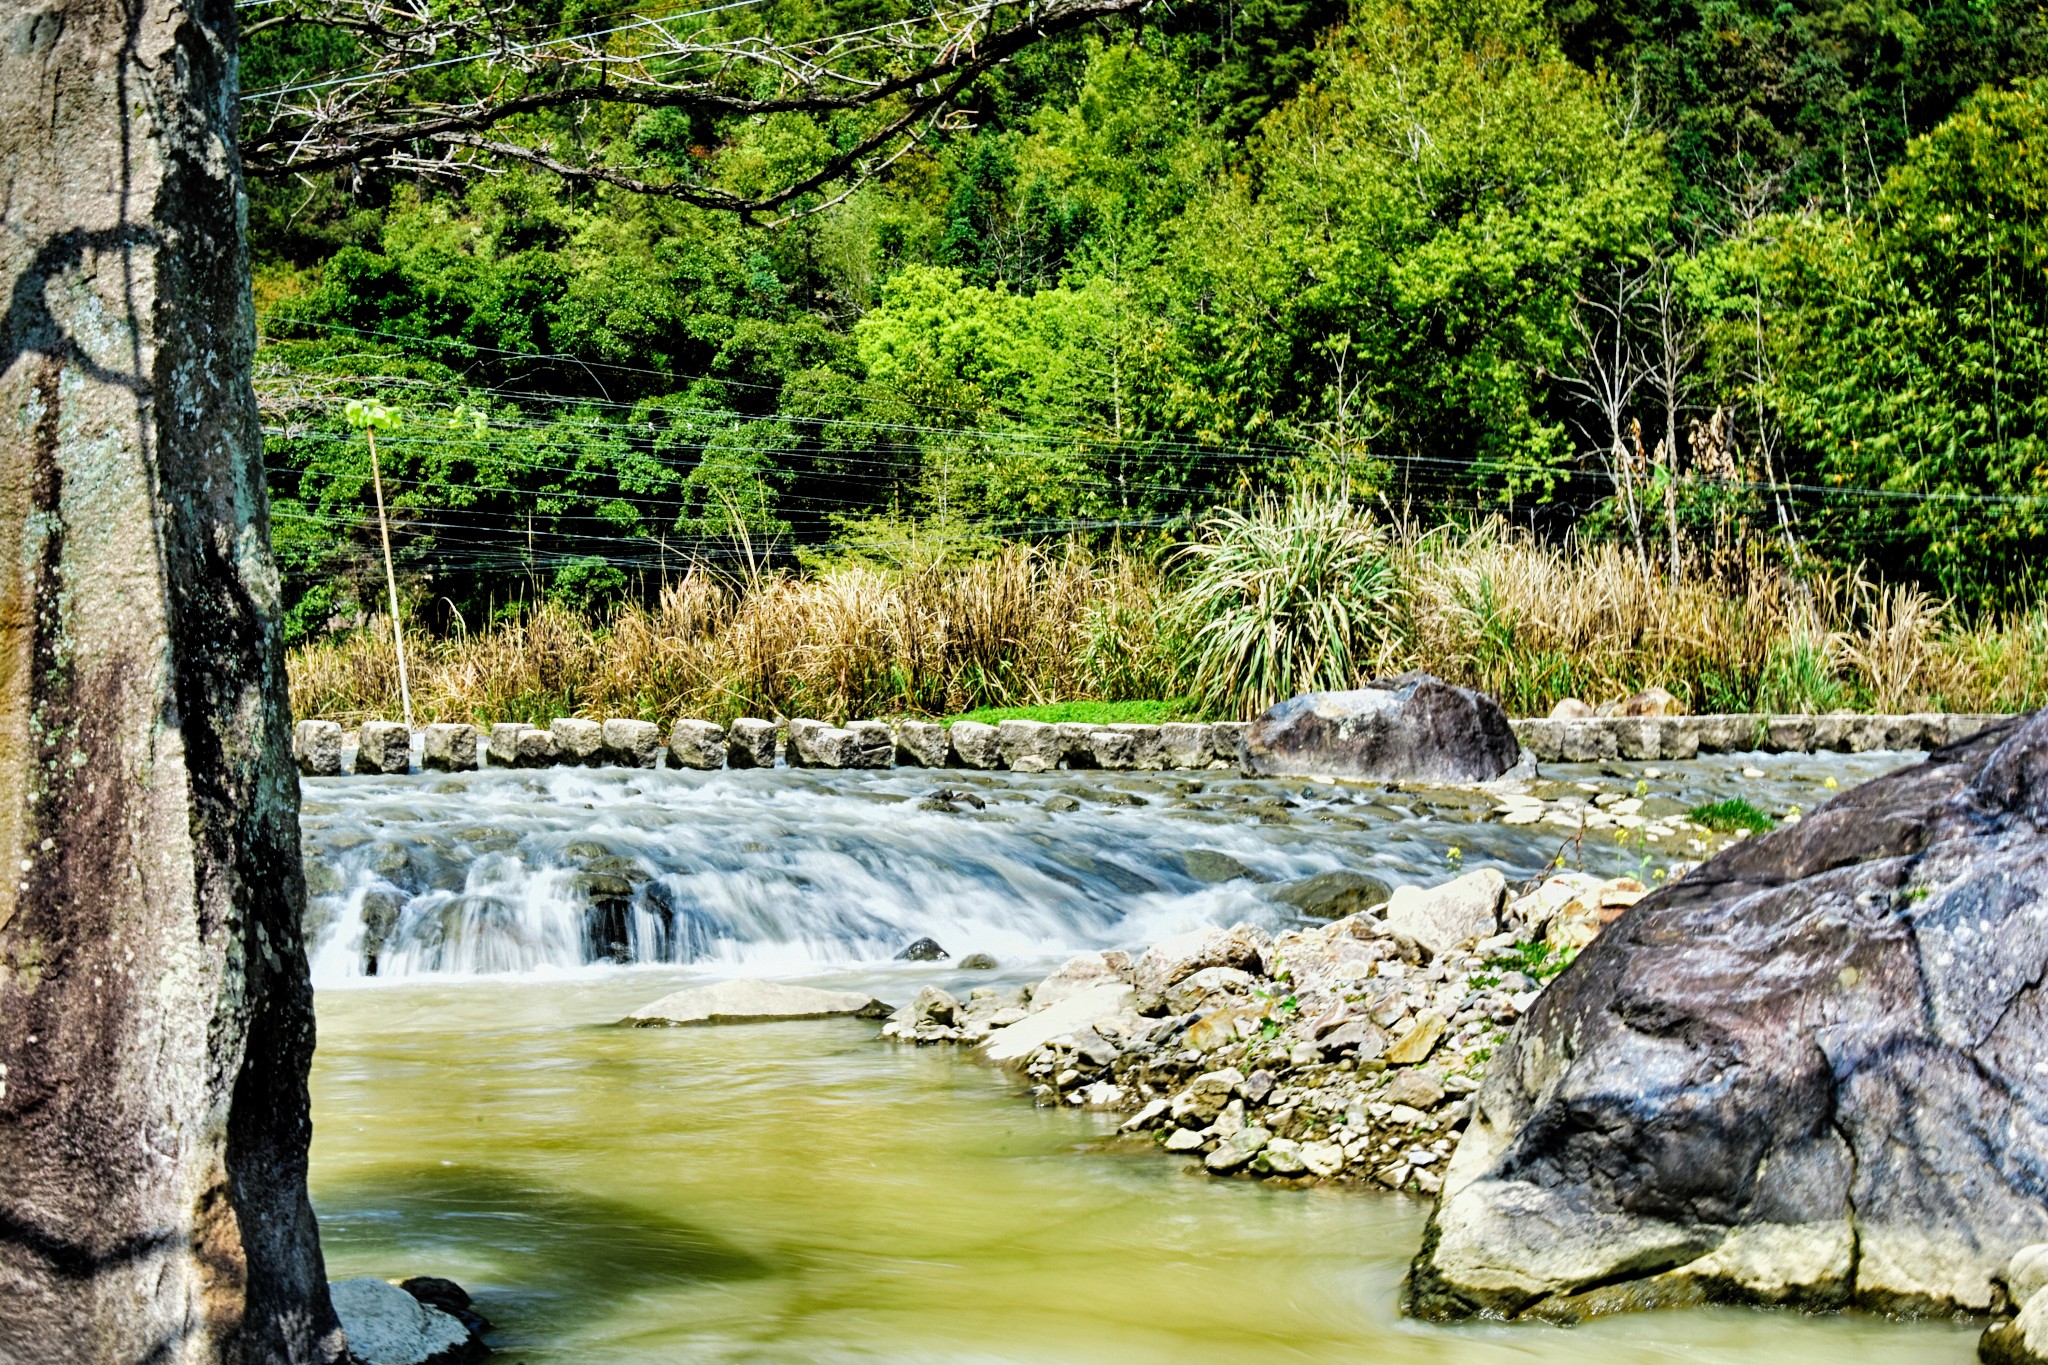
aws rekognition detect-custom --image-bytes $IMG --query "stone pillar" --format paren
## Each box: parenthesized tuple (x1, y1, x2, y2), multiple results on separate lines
(0, 1, 343, 1360)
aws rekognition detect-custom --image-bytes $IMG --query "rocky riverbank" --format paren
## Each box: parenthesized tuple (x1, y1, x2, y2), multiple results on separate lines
(881, 865, 1647, 1194)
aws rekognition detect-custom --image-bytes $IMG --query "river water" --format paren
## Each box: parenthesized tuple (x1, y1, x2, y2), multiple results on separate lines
(304, 751, 1982, 1362)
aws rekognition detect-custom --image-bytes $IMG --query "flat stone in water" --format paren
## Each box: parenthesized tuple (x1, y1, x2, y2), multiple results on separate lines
(626, 980, 892, 1027)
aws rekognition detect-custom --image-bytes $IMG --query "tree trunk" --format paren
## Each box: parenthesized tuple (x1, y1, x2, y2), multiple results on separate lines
(0, 2, 343, 1362)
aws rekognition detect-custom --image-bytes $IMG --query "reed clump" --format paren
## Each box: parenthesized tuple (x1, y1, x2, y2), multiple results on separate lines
(288, 513, 2048, 725)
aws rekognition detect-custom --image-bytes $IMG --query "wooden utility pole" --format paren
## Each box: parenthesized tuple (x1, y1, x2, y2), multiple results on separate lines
(350, 400, 414, 727)
(0, 1, 344, 1360)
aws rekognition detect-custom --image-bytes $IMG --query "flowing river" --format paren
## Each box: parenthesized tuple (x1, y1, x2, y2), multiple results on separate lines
(305, 751, 1982, 1362)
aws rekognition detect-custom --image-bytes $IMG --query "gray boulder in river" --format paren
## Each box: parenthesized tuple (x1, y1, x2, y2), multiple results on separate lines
(1405, 711, 2048, 1323)
(1242, 672, 1519, 783)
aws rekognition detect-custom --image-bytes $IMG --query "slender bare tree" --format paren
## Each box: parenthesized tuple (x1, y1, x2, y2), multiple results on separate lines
(1647, 254, 1701, 581)
(1558, 258, 1654, 567)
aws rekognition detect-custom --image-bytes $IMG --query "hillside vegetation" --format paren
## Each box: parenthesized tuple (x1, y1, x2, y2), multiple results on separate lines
(252, 0, 2048, 719)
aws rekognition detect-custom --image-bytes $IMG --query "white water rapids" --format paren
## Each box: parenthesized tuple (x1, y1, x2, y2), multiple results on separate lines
(299, 752, 1915, 983)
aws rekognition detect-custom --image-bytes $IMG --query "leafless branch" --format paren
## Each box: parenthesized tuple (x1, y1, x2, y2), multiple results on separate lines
(240, 0, 1152, 214)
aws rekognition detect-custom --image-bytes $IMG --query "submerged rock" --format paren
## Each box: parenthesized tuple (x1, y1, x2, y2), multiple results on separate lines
(1243, 673, 1519, 784)
(626, 980, 892, 1026)
(1406, 714, 2048, 1323)
(958, 952, 999, 970)
(1178, 849, 1264, 884)
(329, 1277, 478, 1365)
(1273, 869, 1392, 919)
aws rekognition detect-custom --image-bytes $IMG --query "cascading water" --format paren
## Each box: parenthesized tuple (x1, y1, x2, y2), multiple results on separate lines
(299, 751, 1913, 984)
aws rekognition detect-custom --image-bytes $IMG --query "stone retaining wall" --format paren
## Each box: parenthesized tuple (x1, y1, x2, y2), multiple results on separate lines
(1509, 711, 2009, 763)
(290, 711, 2013, 777)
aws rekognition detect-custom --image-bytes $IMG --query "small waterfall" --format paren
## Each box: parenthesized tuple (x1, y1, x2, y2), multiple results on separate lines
(299, 753, 1878, 983)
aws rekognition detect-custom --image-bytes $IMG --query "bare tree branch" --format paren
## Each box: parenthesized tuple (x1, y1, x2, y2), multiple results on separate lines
(240, 0, 1152, 213)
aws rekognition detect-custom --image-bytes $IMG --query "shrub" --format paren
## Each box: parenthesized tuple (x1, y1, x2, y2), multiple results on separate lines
(1170, 495, 1403, 717)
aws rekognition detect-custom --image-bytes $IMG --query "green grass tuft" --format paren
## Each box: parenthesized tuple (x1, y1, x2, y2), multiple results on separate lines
(943, 698, 1202, 727)
(1689, 798, 1777, 833)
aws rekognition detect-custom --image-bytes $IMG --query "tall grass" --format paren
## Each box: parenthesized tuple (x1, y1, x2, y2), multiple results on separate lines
(289, 511, 2048, 724)
(1171, 495, 1402, 714)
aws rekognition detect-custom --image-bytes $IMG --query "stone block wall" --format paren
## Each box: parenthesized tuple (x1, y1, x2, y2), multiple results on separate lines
(296, 711, 2012, 776)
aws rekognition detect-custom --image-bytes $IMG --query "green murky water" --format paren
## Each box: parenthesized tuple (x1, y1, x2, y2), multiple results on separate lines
(311, 969, 1981, 1364)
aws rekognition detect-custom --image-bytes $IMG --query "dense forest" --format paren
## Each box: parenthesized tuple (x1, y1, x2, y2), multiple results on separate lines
(250, 0, 2048, 656)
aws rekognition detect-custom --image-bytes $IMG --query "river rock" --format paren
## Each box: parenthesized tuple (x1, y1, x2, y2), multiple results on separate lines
(1383, 868, 1506, 958)
(603, 718, 664, 768)
(1179, 849, 1261, 884)
(1090, 724, 1166, 770)
(514, 727, 560, 767)
(294, 719, 344, 776)
(1618, 686, 1681, 717)
(1031, 951, 1132, 1009)
(1166, 966, 1260, 1015)
(626, 980, 892, 1026)
(1405, 713, 2048, 1324)
(487, 722, 529, 766)
(422, 722, 480, 772)
(950, 720, 1003, 769)
(1274, 869, 1393, 920)
(727, 718, 779, 768)
(1383, 1068, 1446, 1110)
(668, 719, 726, 770)
(1243, 673, 1519, 783)
(399, 1277, 491, 1338)
(1132, 924, 1271, 1003)
(998, 719, 1063, 772)
(908, 985, 960, 1026)
(329, 1278, 474, 1365)
(1055, 722, 1100, 767)
(982, 982, 1138, 1063)
(896, 937, 949, 961)
(1210, 721, 1251, 765)
(1382, 1010, 1446, 1065)
(1549, 698, 1595, 719)
(1161, 722, 1214, 769)
(551, 717, 605, 766)
(356, 721, 413, 775)
(787, 718, 891, 768)
(1206, 1126, 1271, 1173)
(893, 719, 951, 767)
(1985, 1245, 2048, 1363)
(959, 952, 999, 970)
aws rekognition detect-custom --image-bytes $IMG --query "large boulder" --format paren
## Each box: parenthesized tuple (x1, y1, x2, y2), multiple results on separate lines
(625, 980, 892, 1026)
(1405, 713, 2048, 1323)
(1243, 673, 1520, 783)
